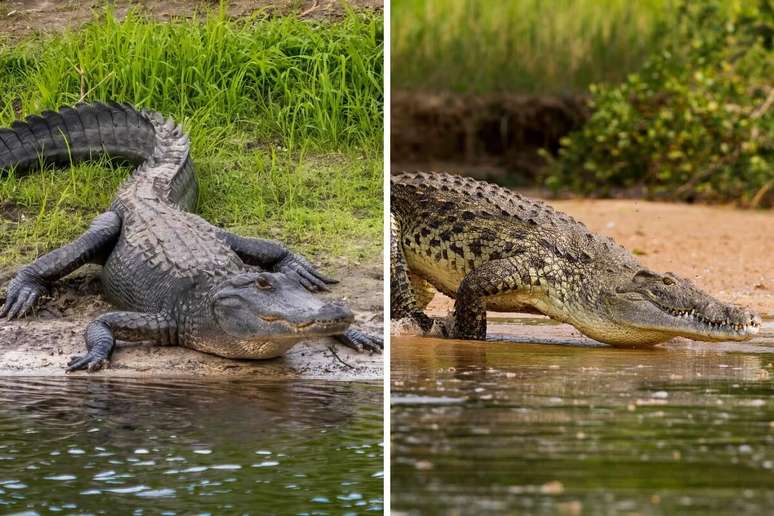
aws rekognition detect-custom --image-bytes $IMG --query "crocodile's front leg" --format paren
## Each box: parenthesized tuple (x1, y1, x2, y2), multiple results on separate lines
(219, 230, 336, 292)
(452, 259, 528, 340)
(66, 311, 177, 372)
(1, 211, 121, 319)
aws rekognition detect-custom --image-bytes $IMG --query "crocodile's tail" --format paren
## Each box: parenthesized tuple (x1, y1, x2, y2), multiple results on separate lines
(0, 102, 157, 175)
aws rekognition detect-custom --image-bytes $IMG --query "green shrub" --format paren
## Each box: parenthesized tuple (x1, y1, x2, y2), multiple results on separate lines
(544, 0, 774, 207)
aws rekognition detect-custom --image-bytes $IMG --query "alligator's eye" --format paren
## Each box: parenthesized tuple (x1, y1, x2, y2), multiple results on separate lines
(663, 277, 675, 286)
(256, 276, 272, 290)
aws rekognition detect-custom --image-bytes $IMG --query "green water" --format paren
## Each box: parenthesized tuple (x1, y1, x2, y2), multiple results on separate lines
(0, 378, 383, 514)
(392, 319, 774, 515)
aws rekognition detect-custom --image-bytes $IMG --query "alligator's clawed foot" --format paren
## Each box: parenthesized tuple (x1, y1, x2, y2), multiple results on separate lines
(0, 277, 46, 320)
(336, 329, 383, 354)
(66, 354, 110, 373)
(277, 253, 338, 293)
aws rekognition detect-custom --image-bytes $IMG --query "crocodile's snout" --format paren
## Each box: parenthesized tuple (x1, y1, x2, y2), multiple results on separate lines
(601, 269, 762, 344)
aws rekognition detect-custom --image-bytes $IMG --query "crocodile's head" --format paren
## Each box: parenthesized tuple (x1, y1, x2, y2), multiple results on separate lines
(202, 272, 353, 359)
(577, 268, 761, 346)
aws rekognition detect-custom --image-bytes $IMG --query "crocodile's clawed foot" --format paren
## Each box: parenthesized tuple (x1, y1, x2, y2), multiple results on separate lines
(66, 354, 109, 373)
(416, 312, 436, 335)
(414, 312, 450, 337)
(0, 279, 46, 320)
(336, 329, 383, 354)
(278, 253, 338, 293)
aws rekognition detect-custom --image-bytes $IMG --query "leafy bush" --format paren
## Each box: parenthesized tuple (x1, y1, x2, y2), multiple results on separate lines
(544, 0, 774, 207)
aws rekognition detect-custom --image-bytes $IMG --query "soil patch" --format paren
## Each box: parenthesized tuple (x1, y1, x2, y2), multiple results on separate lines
(0, 256, 383, 379)
(0, 0, 383, 41)
(391, 90, 588, 183)
(416, 197, 773, 322)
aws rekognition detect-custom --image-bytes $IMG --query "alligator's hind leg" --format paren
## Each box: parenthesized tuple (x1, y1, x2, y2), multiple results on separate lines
(452, 259, 528, 340)
(1, 211, 121, 319)
(66, 311, 177, 372)
(218, 230, 336, 292)
(390, 214, 439, 333)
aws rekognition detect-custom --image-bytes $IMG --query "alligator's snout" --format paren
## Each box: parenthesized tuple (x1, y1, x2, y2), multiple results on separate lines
(316, 302, 354, 323)
(286, 302, 354, 332)
(213, 272, 354, 341)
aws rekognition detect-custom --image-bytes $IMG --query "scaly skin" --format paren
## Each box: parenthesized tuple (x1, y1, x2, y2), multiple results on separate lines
(391, 172, 761, 346)
(1, 102, 382, 371)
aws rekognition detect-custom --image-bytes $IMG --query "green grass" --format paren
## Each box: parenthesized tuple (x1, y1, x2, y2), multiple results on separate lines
(0, 7, 383, 268)
(392, 0, 680, 94)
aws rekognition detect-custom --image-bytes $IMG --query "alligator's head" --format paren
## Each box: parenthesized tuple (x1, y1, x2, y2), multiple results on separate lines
(569, 268, 760, 346)
(200, 272, 353, 359)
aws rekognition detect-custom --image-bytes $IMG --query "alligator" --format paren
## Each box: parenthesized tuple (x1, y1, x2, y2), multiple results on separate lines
(391, 172, 761, 346)
(0, 102, 382, 371)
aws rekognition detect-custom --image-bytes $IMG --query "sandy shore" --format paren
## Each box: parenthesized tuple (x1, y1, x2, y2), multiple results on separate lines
(0, 259, 384, 379)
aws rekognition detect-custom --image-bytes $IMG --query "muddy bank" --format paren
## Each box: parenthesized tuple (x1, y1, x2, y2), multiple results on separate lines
(0, 0, 383, 42)
(414, 197, 773, 327)
(0, 258, 383, 379)
(391, 90, 588, 183)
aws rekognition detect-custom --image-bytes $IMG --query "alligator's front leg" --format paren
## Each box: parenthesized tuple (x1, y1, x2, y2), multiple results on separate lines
(66, 311, 177, 372)
(335, 329, 383, 354)
(1, 211, 121, 319)
(452, 259, 528, 340)
(219, 231, 336, 292)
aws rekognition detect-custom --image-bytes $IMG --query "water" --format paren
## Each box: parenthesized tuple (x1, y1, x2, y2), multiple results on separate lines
(0, 378, 383, 513)
(392, 317, 774, 514)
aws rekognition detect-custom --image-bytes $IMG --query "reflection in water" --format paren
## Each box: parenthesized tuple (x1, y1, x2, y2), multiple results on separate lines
(392, 320, 774, 514)
(0, 378, 383, 513)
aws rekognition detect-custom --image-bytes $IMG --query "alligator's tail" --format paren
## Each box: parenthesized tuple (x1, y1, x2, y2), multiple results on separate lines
(0, 101, 196, 210)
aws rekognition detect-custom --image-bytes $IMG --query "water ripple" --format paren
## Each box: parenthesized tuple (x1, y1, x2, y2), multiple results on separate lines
(0, 378, 382, 513)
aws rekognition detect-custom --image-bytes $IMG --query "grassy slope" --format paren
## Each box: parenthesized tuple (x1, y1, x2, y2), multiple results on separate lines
(0, 7, 383, 268)
(392, 0, 678, 94)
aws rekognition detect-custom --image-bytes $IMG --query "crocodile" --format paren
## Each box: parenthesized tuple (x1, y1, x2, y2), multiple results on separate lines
(391, 172, 761, 346)
(0, 102, 382, 371)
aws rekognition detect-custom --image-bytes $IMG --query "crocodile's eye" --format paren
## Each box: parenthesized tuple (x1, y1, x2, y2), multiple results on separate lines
(256, 276, 272, 290)
(663, 277, 675, 286)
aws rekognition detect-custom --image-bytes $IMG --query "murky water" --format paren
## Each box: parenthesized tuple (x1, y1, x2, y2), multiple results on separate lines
(0, 378, 383, 513)
(392, 317, 774, 514)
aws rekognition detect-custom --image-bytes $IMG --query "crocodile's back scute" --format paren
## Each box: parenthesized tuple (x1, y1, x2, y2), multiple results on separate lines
(391, 171, 641, 300)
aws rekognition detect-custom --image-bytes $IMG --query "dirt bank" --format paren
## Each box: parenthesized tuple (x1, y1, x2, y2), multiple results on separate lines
(420, 197, 773, 321)
(0, 0, 383, 41)
(0, 257, 383, 379)
(391, 90, 588, 183)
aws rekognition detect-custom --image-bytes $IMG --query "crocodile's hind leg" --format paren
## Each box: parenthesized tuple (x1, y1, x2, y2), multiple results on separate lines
(452, 258, 529, 340)
(390, 213, 443, 334)
(408, 272, 436, 311)
(66, 311, 177, 372)
(1, 211, 121, 319)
